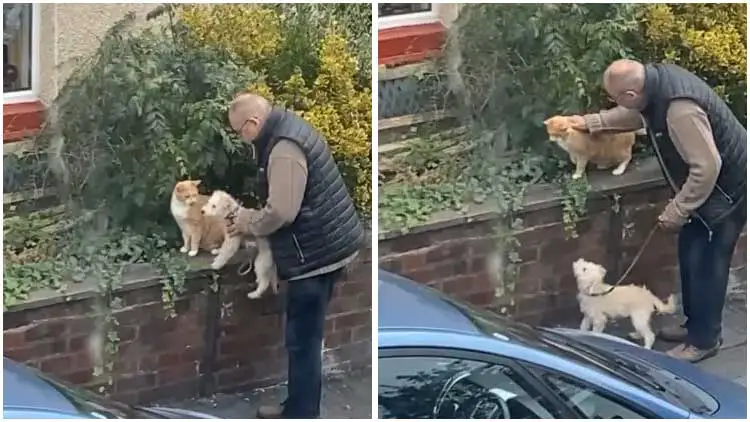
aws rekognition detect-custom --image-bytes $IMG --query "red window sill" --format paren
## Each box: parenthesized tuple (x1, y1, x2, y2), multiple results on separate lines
(3, 100, 46, 143)
(378, 22, 447, 67)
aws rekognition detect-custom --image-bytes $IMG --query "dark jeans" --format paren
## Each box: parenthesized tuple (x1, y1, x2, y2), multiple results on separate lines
(678, 199, 746, 349)
(282, 268, 342, 418)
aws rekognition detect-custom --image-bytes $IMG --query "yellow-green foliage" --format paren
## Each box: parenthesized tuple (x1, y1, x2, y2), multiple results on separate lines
(638, 4, 746, 114)
(180, 5, 281, 68)
(179, 5, 371, 216)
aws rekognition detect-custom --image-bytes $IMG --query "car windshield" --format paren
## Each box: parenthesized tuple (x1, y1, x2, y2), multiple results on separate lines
(33, 370, 156, 419)
(536, 329, 718, 416)
(438, 294, 718, 415)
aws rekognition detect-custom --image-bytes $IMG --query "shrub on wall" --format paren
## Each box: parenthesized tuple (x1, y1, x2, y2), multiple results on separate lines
(180, 4, 372, 216)
(635, 3, 747, 122)
(47, 13, 260, 233)
(449, 4, 639, 156)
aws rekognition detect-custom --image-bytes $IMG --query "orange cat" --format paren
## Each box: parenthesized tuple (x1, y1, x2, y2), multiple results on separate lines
(169, 180, 225, 258)
(543, 115, 637, 179)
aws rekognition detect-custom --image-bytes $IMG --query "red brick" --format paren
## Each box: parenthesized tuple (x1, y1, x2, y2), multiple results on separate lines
(67, 317, 95, 335)
(158, 365, 198, 386)
(25, 322, 67, 341)
(351, 325, 371, 342)
(40, 354, 72, 373)
(68, 335, 88, 353)
(441, 275, 477, 295)
(157, 352, 181, 368)
(4, 329, 26, 349)
(515, 263, 543, 295)
(339, 280, 367, 297)
(115, 372, 157, 393)
(332, 311, 369, 332)
(400, 251, 427, 270)
(181, 347, 202, 364)
(328, 295, 360, 316)
(139, 355, 159, 372)
(465, 290, 494, 307)
(325, 329, 353, 348)
(61, 369, 93, 385)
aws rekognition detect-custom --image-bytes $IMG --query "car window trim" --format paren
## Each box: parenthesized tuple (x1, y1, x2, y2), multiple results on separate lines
(379, 346, 579, 419)
(521, 362, 676, 419)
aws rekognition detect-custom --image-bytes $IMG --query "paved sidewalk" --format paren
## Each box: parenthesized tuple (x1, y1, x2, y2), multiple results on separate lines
(162, 368, 372, 418)
(598, 279, 747, 386)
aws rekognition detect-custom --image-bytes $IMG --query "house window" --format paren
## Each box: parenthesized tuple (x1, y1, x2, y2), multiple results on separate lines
(378, 3, 439, 30)
(4, 3, 38, 101)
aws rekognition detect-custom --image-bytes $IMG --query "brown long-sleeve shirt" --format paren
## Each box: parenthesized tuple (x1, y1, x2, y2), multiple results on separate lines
(246, 139, 358, 280)
(582, 100, 721, 226)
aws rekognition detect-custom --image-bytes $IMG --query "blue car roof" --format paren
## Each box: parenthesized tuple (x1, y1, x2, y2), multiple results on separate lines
(378, 269, 482, 334)
(3, 357, 78, 414)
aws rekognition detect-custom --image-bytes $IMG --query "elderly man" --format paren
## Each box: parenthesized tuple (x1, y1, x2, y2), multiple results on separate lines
(226, 93, 365, 418)
(568, 59, 746, 363)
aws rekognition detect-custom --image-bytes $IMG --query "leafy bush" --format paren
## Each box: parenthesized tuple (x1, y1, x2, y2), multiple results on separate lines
(180, 4, 372, 216)
(449, 4, 639, 156)
(635, 4, 747, 122)
(47, 12, 260, 234)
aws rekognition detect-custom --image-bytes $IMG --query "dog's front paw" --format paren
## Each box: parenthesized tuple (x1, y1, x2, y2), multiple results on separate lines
(188, 250, 198, 257)
(612, 167, 626, 176)
(210, 260, 223, 270)
(179, 246, 189, 253)
(247, 290, 262, 299)
(572, 173, 583, 180)
(210, 248, 221, 255)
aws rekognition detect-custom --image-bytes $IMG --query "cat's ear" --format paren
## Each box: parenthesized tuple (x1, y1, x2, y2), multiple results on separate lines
(192, 180, 202, 186)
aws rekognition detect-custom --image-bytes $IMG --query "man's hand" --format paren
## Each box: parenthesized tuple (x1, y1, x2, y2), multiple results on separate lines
(657, 202, 688, 232)
(567, 115, 587, 131)
(226, 208, 258, 237)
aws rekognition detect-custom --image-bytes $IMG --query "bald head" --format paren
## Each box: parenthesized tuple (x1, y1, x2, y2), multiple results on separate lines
(603, 59, 645, 92)
(230, 92, 272, 118)
(602, 59, 647, 110)
(228, 92, 272, 143)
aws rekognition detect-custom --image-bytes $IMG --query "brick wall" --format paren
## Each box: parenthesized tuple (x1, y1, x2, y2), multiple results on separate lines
(380, 182, 746, 327)
(3, 247, 372, 405)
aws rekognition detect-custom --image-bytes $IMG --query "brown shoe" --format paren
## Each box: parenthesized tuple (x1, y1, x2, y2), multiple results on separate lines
(257, 404, 284, 419)
(658, 323, 688, 342)
(666, 343, 721, 363)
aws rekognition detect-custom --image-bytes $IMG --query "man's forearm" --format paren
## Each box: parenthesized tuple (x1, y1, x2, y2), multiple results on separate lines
(661, 100, 721, 223)
(583, 106, 645, 134)
(246, 140, 308, 237)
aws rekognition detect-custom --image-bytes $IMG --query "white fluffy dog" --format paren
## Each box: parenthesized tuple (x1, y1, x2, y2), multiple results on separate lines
(202, 190, 279, 299)
(572, 258, 676, 349)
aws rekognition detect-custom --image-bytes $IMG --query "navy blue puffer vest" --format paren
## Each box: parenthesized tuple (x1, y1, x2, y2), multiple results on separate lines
(254, 107, 365, 280)
(641, 63, 746, 229)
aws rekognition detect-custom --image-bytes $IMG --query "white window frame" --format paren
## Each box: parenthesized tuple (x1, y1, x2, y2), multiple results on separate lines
(3, 3, 41, 104)
(378, 3, 440, 30)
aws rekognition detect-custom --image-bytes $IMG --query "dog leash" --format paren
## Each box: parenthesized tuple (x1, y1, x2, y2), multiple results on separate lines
(586, 223, 659, 297)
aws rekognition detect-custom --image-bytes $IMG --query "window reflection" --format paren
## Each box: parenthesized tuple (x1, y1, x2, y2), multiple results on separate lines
(379, 355, 562, 419)
(4, 3, 33, 93)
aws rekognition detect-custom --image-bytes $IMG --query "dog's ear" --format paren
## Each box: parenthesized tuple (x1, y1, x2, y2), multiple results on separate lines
(542, 118, 551, 126)
(597, 265, 607, 279)
(192, 180, 201, 186)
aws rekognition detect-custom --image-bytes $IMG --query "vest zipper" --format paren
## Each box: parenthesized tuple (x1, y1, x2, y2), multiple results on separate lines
(648, 128, 714, 241)
(291, 233, 306, 263)
(716, 185, 734, 204)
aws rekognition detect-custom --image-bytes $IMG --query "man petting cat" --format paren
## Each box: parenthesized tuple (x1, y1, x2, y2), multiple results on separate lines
(568, 59, 746, 363)
(226, 93, 365, 418)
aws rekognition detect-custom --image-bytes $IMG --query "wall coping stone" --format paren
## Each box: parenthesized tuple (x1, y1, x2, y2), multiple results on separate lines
(5, 230, 372, 314)
(379, 156, 666, 240)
